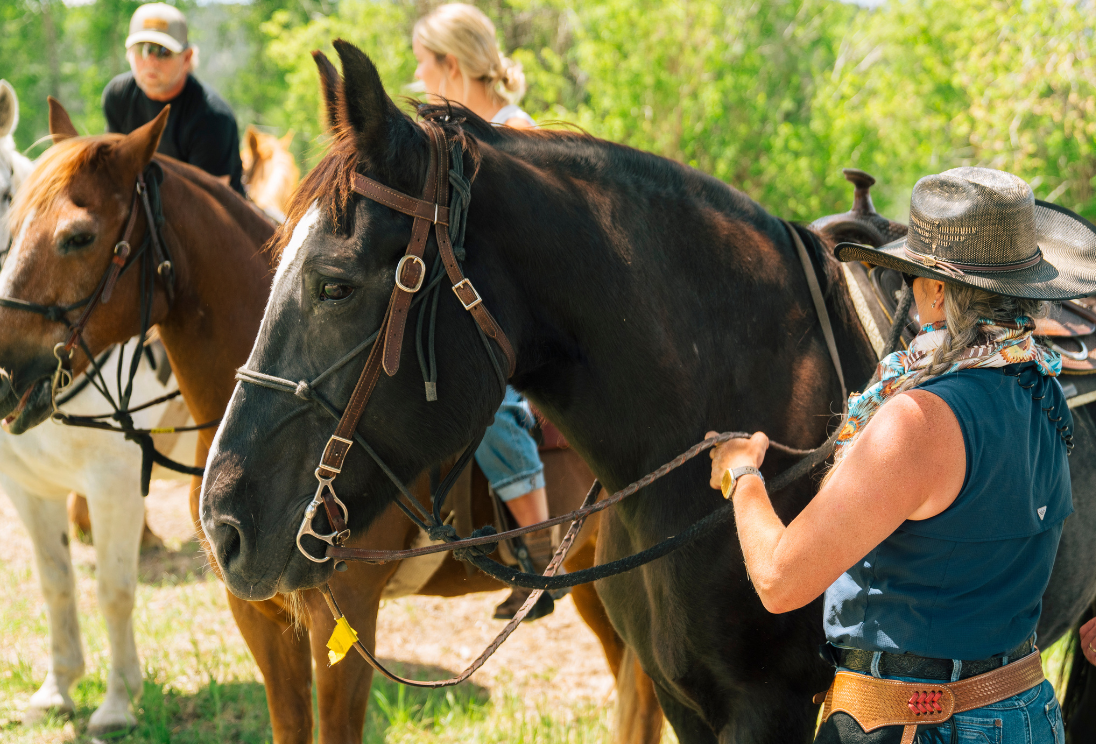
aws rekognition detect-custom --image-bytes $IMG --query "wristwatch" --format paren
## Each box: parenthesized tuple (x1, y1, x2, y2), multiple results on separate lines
(720, 466, 765, 498)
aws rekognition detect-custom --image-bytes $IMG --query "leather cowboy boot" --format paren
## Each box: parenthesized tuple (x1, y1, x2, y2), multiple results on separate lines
(493, 527, 566, 621)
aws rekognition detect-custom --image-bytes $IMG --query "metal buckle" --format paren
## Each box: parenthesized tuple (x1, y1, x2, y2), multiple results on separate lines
(295, 470, 351, 563)
(452, 278, 482, 310)
(320, 434, 353, 474)
(395, 255, 426, 293)
(114, 241, 130, 256)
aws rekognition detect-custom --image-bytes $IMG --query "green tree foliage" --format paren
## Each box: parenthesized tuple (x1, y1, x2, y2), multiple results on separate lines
(816, 0, 1096, 220)
(1, 0, 1094, 221)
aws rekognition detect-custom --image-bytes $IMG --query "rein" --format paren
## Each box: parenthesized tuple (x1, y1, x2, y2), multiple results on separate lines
(234, 116, 887, 688)
(0, 164, 211, 493)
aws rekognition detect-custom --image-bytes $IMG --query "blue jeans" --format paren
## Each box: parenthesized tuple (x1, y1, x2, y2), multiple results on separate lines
(474, 386, 545, 501)
(816, 671, 1062, 743)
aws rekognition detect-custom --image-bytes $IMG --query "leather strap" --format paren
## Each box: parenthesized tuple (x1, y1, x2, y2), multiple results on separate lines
(817, 649, 1044, 732)
(380, 137, 440, 376)
(352, 172, 450, 226)
(837, 636, 1035, 681)
(785, 221, 846, 406)
(64, 186, 143, 352)
(427, 125, 516, 376)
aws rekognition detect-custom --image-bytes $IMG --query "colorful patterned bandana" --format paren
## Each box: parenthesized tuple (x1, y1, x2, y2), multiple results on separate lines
(834, 318, 1062, 459)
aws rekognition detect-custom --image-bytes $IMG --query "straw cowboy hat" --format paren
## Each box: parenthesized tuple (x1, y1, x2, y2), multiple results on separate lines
(835, 167, 1096, 301)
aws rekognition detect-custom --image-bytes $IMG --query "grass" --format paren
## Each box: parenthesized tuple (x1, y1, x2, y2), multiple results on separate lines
(0, 486, 1075, 743)
(0, 537, 619, 743)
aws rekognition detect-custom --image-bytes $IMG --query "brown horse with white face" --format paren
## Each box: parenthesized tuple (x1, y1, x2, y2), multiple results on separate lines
(0, 100, 662, 744)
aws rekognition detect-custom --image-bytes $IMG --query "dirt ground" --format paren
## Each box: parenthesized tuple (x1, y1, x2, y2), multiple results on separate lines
(1, 477, 618, 723)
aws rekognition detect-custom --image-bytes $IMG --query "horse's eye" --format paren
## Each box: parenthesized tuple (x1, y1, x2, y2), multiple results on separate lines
(63, 233, 96, 251)
(320, 282, 354, 302)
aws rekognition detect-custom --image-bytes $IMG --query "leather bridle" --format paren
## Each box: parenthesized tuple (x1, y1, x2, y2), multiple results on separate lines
(234, 116, 859, 688)
(0, 165, 209, 493)
(238, 119, 517, 562)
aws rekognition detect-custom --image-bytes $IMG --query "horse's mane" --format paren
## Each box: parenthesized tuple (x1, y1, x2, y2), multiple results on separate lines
(274, 102, 857, 329)
(10, 137, 113, 229)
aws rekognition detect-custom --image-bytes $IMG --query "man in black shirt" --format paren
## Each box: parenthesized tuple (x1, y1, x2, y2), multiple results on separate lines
(103, 3, 244, 194)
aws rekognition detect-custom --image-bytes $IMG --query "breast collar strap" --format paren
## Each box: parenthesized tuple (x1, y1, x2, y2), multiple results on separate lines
(297, 121, 515, 543)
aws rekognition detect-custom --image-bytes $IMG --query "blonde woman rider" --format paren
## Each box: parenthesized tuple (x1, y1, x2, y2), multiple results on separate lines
(709, 167, 1096, 743)
(412, 4, 551, 621)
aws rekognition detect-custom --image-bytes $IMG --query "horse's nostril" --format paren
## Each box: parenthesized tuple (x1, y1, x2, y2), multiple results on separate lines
(215, 521, 243, 570)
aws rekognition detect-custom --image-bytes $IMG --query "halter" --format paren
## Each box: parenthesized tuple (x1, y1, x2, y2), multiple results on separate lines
(0, 164, 210, 493)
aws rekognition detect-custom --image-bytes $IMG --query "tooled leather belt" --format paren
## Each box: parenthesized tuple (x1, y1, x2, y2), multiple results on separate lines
(836, 635, 1034, 681)
(815, 648, 1045, 744)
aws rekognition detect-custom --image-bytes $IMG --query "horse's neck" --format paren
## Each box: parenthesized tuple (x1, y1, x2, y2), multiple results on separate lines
(475, 144, 876, 490)
(154, 172, 275, 440)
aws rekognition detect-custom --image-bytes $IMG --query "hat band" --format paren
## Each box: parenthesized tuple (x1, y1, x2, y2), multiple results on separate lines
(903, 246, 1043, 278)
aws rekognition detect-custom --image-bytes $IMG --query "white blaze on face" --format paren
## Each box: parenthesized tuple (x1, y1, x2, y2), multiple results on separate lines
(271, 202, 321, 295)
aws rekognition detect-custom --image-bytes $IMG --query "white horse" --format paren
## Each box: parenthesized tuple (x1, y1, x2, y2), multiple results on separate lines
(0, 341, 194, 735)
(0, 80, 34, 254)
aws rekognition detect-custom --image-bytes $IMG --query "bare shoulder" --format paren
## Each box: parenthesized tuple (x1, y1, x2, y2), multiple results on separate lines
(854, 389, 965, 519)
(505, 117, 534, 129)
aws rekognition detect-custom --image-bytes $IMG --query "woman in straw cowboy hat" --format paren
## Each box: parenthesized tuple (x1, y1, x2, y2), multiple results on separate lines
(708, 167, 1096, 743)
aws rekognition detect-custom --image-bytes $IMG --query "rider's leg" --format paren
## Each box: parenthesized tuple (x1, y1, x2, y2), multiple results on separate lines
(502, 486, 549, 526)
(475, 387, 557, 620)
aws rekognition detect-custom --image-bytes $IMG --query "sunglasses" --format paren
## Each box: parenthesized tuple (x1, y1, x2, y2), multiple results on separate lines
(133, 42, 177, 60)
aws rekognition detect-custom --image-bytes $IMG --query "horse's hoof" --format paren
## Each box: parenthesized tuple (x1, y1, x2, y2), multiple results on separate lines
(27, 679, 76, 722)
(87, 708, 136, 736)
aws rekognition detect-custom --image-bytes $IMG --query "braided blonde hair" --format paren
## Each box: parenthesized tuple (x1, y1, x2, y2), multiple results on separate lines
(413, 3, 526, 107)
(891, 283, 1049, 395)
(823, 283, 1049, 481)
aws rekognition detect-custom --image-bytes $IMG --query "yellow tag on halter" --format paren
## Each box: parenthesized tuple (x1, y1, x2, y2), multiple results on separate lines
(326, 616, 359, 665)
(721, 469, 734, 499)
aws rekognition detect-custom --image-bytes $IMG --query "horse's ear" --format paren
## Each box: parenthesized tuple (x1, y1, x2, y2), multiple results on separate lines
(48, 96, 79, 141)
(245, 125, 261, 157)
(333, 39, 414, 165)
(0, 80, 17, 139)
(312, 50, 342, 132)
(279, 129, 295, 148)
(111, 105, 169, 175)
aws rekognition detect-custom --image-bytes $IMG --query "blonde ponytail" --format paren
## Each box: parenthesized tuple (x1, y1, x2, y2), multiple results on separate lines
(413, 3, 526, 106)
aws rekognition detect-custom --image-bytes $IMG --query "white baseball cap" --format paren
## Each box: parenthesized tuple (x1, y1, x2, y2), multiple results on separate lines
(125, 3, 188, 54)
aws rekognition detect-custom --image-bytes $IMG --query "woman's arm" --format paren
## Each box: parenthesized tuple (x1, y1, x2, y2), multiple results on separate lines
(505, 117, 533, 129)
(708, 389, 966, 614)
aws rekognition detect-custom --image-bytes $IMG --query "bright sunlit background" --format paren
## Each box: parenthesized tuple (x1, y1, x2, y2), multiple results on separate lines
(2, 0, 1094, 224)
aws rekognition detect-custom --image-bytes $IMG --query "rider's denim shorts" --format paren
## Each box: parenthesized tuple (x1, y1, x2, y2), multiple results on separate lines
(817, 667, 1063, 744)
(474, 386, 545, 501)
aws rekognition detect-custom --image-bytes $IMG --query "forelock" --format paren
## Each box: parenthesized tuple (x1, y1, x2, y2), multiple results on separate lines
(10, 136, 118, 230)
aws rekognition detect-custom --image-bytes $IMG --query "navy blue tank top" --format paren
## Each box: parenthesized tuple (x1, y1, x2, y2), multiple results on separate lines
(823, 362, 1073, 660)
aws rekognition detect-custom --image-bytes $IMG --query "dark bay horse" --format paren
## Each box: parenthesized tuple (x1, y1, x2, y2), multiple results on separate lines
(200, 41, 1096, 742)
(0, 100, 661, 744)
